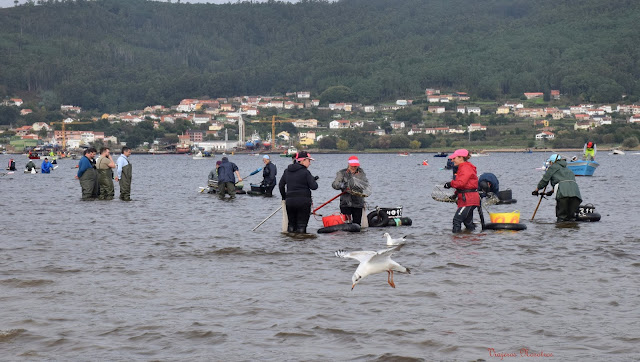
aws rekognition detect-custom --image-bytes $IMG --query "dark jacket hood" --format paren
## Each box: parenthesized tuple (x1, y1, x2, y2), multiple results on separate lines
(286, 163, 307, 173)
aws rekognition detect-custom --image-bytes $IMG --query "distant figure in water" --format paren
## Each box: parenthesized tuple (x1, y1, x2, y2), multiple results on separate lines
(41, 158, 53, 173)
(25, 160, 37, 172)
(7, 158, 16, 171)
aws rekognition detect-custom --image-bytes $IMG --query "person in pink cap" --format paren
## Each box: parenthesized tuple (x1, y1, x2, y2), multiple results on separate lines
(331, 155, 369, 225)
(443, 149, 480, 232)
(278, 151, 318, 233)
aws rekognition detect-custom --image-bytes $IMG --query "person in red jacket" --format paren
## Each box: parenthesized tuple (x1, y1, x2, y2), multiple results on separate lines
(444, 149, 480, 233)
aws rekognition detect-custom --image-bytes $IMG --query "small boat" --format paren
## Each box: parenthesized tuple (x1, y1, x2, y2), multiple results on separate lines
(398, 152, 410, 156)
(149, 149, 170, 154)
(567, 160, 599, 176)
(471, 152, 489, 157)
(280, 146, 297, 158)
(434, 152, 448, 157)
(611, 149, 625, 155)
(192, 151, 207, 160)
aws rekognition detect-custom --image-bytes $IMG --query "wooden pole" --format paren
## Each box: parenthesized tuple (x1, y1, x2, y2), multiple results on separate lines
(531, 186, 548, 221)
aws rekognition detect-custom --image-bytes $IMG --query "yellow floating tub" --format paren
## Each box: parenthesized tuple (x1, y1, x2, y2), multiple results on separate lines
(489, 211, 520, 224)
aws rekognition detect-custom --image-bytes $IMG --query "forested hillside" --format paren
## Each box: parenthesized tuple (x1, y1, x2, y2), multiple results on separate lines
(1, 0, 639, 112)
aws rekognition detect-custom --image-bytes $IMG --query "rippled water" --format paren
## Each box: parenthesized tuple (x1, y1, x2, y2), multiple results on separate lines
(1, 152, 638, 360)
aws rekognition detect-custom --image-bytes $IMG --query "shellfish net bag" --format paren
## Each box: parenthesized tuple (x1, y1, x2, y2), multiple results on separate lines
(431, 184, 456, 203)
(347, 176, 372, 197)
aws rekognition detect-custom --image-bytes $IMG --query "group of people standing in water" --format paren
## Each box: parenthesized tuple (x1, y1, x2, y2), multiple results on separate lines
(278, 152, 369, 234)
(76, 146, 132, 201)
(204, 146, 585, 233)
(442, 147, 584, 231)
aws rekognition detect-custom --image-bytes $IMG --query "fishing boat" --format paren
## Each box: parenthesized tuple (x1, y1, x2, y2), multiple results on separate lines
(567, 160, 599, 176)
(434, 152, 448, 157)
(176, 145, 190, 154)
(280, 146, 297, 157)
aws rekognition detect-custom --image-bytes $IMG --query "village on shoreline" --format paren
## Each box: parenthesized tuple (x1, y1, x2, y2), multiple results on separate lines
(2, 87, 640, 155)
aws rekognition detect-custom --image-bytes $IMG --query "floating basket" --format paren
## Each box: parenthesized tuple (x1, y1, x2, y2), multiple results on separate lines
(489, 211, 520, 224)
(431, 184, 456, 203)
(322, 214, 347, 227)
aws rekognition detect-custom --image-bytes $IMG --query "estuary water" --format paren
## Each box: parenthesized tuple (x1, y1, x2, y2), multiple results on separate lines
(1, 152, 638, 361)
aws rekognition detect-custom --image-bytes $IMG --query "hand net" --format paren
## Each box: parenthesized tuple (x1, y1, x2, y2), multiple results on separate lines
(431, 184, 456, 203)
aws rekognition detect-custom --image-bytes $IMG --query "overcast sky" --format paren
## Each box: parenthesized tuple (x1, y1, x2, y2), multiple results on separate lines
(0, 0, 302, 8)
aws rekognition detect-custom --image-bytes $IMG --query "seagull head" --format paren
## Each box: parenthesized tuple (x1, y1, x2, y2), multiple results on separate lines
(382, 232, 390, 238)
(351, 273, 363, 290)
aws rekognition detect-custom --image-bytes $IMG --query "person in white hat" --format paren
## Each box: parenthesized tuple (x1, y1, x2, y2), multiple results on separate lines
(260, 154, 277, 197)
(331, 155, 369, 225)
(533, 154, 582, 222)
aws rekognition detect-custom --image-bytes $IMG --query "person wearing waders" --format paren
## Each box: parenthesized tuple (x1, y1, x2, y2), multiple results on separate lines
(260, 155, 277, 197)
(75, 148, 98, 200)
(331, 155, 369, 225)
(115, 146, 132, 201)
(217, 156, 242, 200)
(444, 149, 480, 233)
(96, 147, 116, 200)
(278, 151, 318, 233)
(533, 154, 582, 222)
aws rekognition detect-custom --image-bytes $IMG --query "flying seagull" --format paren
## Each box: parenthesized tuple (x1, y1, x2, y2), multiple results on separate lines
(334, 244, 410, 290)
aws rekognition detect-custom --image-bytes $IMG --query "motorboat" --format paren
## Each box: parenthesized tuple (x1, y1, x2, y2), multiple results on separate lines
(611, 149, 625, 155)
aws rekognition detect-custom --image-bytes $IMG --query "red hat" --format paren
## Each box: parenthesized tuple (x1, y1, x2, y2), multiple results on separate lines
(448, 149, 469, 159)
(348, 156, 360, 166)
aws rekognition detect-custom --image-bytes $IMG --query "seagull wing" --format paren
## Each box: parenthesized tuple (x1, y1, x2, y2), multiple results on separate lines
(335, 250, 376, 263)
(371, 243, 405, 262)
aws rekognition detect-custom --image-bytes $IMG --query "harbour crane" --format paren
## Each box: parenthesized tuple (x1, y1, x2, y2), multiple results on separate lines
(49, 120, 95, 150)
(250, 115, 298, 148)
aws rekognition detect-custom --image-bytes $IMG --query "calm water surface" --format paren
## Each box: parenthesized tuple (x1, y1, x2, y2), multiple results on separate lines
(1, 152, 638, 361)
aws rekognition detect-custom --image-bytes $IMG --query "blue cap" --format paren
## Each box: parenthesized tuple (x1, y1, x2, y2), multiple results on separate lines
(263, 155, 270, 160)
(547, 154, 560, 163)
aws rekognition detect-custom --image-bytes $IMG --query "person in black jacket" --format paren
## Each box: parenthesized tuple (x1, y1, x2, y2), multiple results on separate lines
(260, 155, 277, 197)
(278, 151, 318, 233)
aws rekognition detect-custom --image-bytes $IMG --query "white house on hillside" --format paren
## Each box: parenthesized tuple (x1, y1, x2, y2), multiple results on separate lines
(329, 120, 350, 129)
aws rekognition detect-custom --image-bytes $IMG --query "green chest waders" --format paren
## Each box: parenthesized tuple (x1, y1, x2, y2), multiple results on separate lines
(120, 162, 132, 201)
(80, 168, 97, 200)
(97, 168, 115, 200)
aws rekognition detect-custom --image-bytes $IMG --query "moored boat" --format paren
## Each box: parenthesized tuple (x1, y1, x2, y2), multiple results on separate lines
(280, 146, 297, 157)
(434, 152, 448, 157)
(567, 160, 599, 176)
